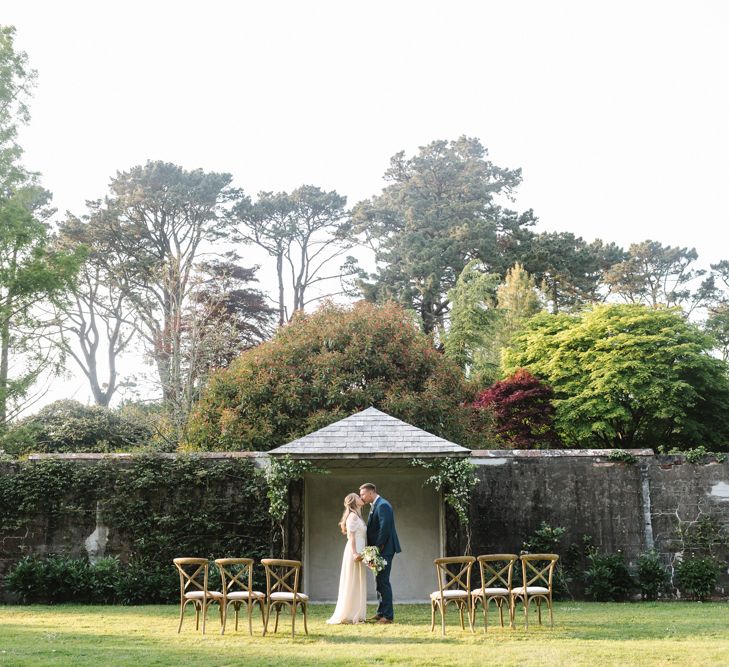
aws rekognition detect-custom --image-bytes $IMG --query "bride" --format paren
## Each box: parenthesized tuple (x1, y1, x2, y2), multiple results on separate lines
(326, 492, 367, 624)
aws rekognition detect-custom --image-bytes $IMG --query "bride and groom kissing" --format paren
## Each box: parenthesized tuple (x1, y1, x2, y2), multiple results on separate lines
(326, 482, 402, 625)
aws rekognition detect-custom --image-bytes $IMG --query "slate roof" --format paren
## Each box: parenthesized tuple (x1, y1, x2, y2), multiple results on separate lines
(268, 407, 471, 458)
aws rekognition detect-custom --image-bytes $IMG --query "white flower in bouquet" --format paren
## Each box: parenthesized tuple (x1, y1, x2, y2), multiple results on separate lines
(361, 546, 387, 573)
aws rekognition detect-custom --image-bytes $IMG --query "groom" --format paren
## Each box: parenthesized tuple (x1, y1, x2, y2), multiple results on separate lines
(359, 482, 401, 624)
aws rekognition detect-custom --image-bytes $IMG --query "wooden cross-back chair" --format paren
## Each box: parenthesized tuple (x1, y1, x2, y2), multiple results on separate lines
(512, 553, 559, 629)
(173, 557, 223, 634)
(215, 558, 266, 635)
(430, 556, 475, 637)
(472, 554, 519, 632)
(261, 558, 309, 638)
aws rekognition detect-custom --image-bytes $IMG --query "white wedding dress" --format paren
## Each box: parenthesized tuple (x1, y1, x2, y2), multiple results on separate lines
(326, 512, 367, 624)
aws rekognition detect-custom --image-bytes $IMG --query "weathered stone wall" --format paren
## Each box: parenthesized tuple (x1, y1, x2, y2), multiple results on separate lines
(2, 451, 728, 600)
(470, 450, 729, 596)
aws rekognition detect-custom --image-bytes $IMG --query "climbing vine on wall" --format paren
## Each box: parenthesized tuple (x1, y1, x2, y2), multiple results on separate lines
(0, 455, 270, 601)
(264, 455, 326, 556)
(410, 456, 479, 552)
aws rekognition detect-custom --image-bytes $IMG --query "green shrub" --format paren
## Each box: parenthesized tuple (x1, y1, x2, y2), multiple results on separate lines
(5, 556, 182, 605)
(4, 555, 91, 603)
(87, 557, 123, 604)
(675, 556, 719, 600)
(584, 549, 635, 601)
(607, 450, 638, 464)
(519, 522, 570, 599)
(1, 400, 152, 456)
(636, 550, 668, 600)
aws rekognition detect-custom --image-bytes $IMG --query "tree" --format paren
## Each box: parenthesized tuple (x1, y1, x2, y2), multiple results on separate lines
(0, 187, 81, 424)
(180, 257, 274, 408)
(496, 262, 542, 342)
(85, 161, 236, 433)
(521, 232, 624, 313)
(443, 259, 500, 378)
(444, 261, 542, 384)
(472, 369, 561, 449)
(54, 215, 137, 406)
(233, 185, 360, 326)
(187, 301, 479, 450)
(503, 304, 729, 450)
(0, 25, 36, 190)
(604, 240, 716, 315)
(704, 304, 729, 363)
(352, 136, 535, 335)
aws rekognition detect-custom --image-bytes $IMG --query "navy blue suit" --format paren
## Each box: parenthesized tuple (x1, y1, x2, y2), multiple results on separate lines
(366, 496, 401, 620)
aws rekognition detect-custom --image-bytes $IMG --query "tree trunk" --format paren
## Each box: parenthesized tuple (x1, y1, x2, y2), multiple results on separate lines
(0, 316, 10, 426)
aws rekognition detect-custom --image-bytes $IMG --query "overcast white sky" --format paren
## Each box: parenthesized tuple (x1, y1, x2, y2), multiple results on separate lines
(4, 0, 729, 407)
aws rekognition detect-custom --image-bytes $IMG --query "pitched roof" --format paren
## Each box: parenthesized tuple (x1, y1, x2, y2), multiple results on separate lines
(268, 407, 470, 458)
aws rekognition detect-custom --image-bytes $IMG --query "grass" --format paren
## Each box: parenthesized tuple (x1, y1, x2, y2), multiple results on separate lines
(1, 602, 728, 666)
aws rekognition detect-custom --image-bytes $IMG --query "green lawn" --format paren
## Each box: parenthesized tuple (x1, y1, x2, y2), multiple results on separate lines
(1, 602, 728, 666)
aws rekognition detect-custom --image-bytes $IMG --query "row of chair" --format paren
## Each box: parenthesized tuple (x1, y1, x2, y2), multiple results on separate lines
(174, 553, 559, 639)
(173, 557, 308, 637)
(430, 553, 559, 636)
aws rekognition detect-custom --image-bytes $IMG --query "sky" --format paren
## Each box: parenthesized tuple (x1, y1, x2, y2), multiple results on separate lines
(4, 0, 729, 408)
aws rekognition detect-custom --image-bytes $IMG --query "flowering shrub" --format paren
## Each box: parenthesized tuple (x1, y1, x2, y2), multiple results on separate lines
(187, 301, 478, 451)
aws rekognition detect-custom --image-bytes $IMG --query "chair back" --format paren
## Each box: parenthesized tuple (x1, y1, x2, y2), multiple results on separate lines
(434, 556, 475, 597)
(476, 554, 519, 589)
(215, 558, 255, 597)
(520, 553, 559, 589)
(261, 558, 302, 598)
(173, 557, 210, 598)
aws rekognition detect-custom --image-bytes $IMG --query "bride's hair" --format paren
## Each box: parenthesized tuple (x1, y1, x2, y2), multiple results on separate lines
(338, 492, 362, 535)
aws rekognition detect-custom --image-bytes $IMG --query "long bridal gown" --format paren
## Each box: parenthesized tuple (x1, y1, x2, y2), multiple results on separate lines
(326, 512, 367, 624)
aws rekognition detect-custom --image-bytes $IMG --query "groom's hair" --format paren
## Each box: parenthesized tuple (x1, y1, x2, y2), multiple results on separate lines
(359, 482, 376, 492)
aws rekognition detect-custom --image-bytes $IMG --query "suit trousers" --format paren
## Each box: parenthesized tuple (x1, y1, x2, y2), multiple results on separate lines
(375, 553, 395, 620)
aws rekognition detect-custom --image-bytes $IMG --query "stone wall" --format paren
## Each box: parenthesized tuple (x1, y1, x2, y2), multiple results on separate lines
(2, 450, 728, 600)
(470, 450, 729, 595)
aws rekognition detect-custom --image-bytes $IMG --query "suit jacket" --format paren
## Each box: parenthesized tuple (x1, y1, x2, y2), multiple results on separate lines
(366, 496, 402, 555)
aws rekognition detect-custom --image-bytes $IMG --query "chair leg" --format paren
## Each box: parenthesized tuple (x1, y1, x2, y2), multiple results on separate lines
(537, 598, 542, 626)
(440, 602, 446, 638)
(220, 602, 227, 635)
(303, 603, 309, 635)
(177, 601, 185, 633)
(430, 600, 435, 632)
(549, 595, 554, 628)
(274, 606, 280, 633)
(524, 595, 529, 630)
(247, 601, 253, 636)
(498, 598, 504, 627)
(195, 602, 200, 631)
(202, 599, 208, 635)
(262, 600, 270, 637)
(291, 603, 296, 639)
(459, 602, 465, 630)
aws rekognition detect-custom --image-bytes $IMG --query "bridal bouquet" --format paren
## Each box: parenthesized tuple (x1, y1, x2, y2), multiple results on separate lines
(360, 546, 387, 574)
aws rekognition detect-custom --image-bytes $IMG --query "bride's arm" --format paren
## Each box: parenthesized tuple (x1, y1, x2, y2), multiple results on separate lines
(346, 514, 362, 561)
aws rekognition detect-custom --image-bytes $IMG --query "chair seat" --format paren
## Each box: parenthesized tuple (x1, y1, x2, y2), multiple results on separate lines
(227, 590, 265, 600)
(185, 590, 223, 599)
(514, 586, 550, 595)
(430, 589, 470, 600)
(472, 587, 510, 597)
(270, 591, 309, 601)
